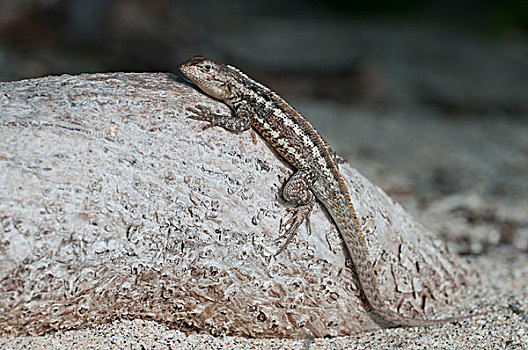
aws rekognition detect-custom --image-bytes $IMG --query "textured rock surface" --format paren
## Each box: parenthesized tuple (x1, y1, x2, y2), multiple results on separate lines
(0, 73, 479, 338)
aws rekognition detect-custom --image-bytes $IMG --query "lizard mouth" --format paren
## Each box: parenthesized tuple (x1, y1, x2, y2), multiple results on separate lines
(179, 56, 207, 77)
(179, 56, 208, 84)
(179, 62, 196, 80)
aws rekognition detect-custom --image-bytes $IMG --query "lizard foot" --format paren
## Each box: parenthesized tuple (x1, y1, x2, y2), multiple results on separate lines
(274, 202, 313, 256)
(186, 105, 221, 130)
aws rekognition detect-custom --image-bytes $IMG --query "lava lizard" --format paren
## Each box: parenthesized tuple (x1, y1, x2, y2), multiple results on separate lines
(179, 56, 478, 327)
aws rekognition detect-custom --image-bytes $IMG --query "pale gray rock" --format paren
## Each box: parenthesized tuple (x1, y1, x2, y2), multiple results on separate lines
(0, 73, 479, 338)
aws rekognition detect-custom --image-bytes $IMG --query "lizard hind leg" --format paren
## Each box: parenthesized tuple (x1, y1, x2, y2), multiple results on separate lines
(274, 167, 319, 256)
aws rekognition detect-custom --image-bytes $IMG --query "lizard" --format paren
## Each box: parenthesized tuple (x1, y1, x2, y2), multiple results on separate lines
(179, 56, 479, 328)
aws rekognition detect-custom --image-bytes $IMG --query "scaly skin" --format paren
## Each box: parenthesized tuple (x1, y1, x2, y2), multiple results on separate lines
(179, 56, 478, 327)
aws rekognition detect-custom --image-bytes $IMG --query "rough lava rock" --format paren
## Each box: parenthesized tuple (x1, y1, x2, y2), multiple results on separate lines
(0, 73, 479, 338)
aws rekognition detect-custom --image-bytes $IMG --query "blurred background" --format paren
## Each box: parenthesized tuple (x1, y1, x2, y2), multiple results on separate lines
(1, 0, 527, 253)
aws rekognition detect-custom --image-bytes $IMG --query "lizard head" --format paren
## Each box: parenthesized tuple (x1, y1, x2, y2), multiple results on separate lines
(180, 56, 231, 100)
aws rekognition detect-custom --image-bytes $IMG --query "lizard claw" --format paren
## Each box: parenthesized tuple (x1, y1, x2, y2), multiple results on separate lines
(186, 105, 217, 129)
(274, 202, 313, 256)
(186, 105, 212, 119)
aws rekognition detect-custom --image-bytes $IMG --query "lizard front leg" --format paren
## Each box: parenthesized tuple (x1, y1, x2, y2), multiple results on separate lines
(187, 103, 252, 132)
(275, 167, 319, 255)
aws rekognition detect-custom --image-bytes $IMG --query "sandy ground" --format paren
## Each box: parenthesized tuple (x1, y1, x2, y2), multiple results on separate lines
(1, 249, 526, 350)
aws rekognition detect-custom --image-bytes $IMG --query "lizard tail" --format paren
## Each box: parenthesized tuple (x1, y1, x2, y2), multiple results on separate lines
(323, 180, 478, 327)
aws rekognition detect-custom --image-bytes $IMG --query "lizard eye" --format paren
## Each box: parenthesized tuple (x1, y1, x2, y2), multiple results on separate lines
(204, 64, 212, 70)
